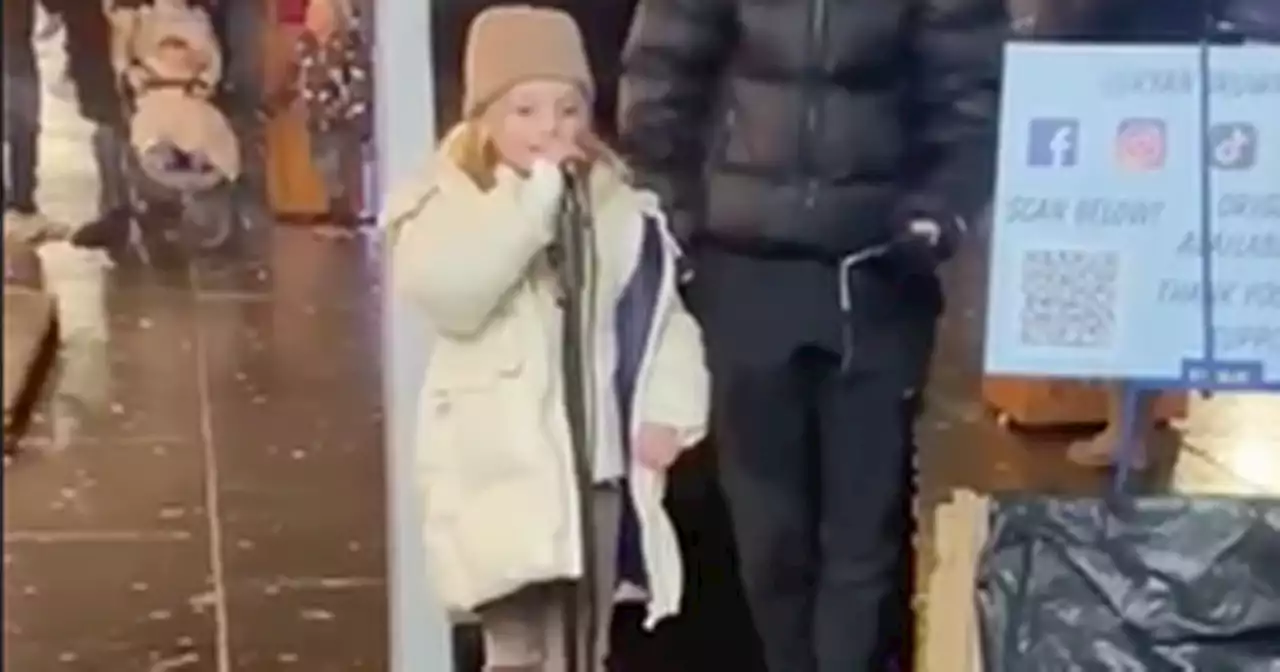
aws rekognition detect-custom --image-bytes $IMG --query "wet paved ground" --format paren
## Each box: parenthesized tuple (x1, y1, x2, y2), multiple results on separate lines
(3, 229, 387, 671)
(5, 218, 1279, 671)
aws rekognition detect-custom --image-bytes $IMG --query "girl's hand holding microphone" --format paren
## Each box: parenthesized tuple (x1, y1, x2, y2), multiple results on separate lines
(514, 137, 586, 236)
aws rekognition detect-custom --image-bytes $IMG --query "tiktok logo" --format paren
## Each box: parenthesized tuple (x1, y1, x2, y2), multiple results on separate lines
(1027, 119, 1080, 168)
(1209, 123, 1258, 170)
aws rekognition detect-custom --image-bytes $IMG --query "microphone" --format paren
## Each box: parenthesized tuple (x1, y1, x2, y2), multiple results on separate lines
(548, 157, 591, 279)
(559, 158, 591, 226)
(560, 158, 589, 189)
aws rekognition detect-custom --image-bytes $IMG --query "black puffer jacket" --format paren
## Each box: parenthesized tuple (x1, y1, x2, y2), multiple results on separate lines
(618, 0, 1006, 259)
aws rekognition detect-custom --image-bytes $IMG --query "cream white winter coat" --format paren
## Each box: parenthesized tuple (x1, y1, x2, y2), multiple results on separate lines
(386, 143, 710, 629)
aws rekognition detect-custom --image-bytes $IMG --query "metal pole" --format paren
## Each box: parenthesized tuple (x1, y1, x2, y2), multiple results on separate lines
(551, 172, 599, 672)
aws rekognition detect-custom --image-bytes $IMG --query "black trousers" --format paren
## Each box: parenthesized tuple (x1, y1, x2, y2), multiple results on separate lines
(690, 248, 929, 672)
(3, 63, 39, 212)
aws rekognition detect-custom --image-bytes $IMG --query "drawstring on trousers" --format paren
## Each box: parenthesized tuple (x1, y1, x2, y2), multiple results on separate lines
(836, 243, 892, 374)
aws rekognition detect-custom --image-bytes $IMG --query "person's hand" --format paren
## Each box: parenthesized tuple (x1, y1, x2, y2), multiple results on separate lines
(516, 159, 564, 236)
(635, 423, 682, 472)
(905, 218, 942, 247)
(890, 213, 965, 275)
(517, 136, 585, 235)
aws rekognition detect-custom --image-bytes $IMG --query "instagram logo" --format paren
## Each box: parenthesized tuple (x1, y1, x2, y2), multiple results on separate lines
(1115, 119, 1167, 172)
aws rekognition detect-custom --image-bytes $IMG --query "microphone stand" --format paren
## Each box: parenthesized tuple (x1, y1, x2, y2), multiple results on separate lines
(549, 167, 599, 672)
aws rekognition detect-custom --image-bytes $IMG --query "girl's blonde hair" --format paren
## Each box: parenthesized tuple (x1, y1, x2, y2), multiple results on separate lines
(442, 117, 630, 192)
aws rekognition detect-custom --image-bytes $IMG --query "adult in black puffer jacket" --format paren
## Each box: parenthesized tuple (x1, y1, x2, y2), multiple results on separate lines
(617, 1, 1005, 670)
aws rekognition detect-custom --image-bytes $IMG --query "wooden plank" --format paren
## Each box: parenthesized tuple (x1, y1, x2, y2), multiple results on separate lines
(3, 287, 57, 441)
(982, 376, 1187, 428)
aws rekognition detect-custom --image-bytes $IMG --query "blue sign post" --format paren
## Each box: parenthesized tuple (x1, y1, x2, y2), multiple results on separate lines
(985, 43, 1280, 395)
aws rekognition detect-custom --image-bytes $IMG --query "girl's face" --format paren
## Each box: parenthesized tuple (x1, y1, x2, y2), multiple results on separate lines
(482, 79, 590, 172)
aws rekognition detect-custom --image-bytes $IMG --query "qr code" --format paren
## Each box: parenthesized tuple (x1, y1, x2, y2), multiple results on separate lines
(1018, 250, 1119, 349)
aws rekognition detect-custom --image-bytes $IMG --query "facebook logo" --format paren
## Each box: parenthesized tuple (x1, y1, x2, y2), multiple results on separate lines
(1209, 123, 1258, 170)
(1027, 118, 1080, 168)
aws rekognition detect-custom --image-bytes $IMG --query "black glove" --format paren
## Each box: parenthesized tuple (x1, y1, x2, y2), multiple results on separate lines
(661, 209, 699, 284)
(887, 206, 966, 276)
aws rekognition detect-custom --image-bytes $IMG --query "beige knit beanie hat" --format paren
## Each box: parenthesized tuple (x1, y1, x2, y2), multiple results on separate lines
(462, 6, 594, 117)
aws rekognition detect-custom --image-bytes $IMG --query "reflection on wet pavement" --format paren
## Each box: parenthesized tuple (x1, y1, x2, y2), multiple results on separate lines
(3, 227, 387, 671)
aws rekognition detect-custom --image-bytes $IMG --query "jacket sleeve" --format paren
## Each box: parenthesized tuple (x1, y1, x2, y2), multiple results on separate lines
(387, 181, 552, 338)
(902, 0, 1006, 230)
(641, 240, 711, 449)
(617, 0, 735, 246)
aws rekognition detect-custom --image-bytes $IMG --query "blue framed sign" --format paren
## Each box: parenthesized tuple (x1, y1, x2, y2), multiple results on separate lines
(984, 43, 1280, 391)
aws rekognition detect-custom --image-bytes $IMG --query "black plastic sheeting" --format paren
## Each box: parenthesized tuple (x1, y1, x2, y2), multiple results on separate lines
(977, 495, 1280, 671)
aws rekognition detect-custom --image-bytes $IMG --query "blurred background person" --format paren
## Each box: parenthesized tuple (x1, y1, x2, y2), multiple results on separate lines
(23, 0, 119, 233)
(31, 0, 134, 250)
(5, 0, 42, 219)
(265, 0, 370, 225)
(208, 0, 274, 230)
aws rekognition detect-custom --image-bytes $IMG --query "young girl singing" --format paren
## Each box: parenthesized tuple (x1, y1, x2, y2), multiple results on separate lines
(385, 7, 709, 671)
